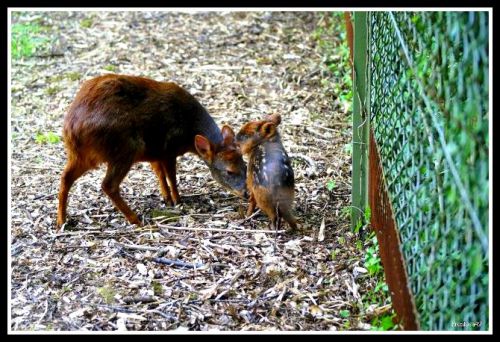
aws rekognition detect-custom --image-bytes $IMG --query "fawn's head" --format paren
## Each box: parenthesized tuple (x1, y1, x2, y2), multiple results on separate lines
(194, 125, 248, 199)
(235, 114, 282, 154)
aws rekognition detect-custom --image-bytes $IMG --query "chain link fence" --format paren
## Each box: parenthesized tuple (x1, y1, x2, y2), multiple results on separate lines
(366, 11, 489, 330)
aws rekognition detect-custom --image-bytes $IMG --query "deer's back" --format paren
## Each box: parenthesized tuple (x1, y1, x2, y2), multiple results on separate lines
(63, 74, 212, 163)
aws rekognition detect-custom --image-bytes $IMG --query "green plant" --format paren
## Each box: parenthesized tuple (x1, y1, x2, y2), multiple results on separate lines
(11, 22, 48, 59)
(337, 236, 346, 245)
(355, 240, 363, 251)
(330, 248, 340, 260)
(314, 12, 353, 115)
(344, 143, 352, 155)
(35, 131, 60, 144)
(46, 86, 62, 96)
(97, 285, 116, 304)
(152, 281, 163, 296)
(340, 206, 351, 219)
(364, 235, 382, 277)
(103, 65, 117, 72)
(371, 313, 398, 331)
(354, 206, 371, 234)
(66, 71, 82, 81)
(374, 280, 389, 295)
(48, 74, 65, 83)
(326, 179, 336, 192)
(80, 18, 93, 28)
(339, 310, 350, 318)
(359, 231, 396, 329)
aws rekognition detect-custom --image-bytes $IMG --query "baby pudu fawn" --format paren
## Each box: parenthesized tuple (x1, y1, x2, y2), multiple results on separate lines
(57, 74, 247, 230)
(235, 114, 298, 231)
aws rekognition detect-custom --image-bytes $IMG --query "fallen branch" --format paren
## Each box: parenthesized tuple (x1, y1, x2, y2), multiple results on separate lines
(33, 192, 58, 200)
(51, 231, 97, 238)
(191, 65, 244, 71)
(96, 304, 136, 314)
(146, 309, 176, 321)
(116, 242, 164, 252)
(236, 209, 261, 224)
(153, 213, 212, 224)
(158, 223, 285, 234)
(152, 257, 204, 269)
(288, 153, 317, 177)
(123, 296, 157, 304)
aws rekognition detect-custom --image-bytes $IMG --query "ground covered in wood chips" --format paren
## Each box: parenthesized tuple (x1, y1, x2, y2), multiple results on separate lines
(10, 11, 386, 331)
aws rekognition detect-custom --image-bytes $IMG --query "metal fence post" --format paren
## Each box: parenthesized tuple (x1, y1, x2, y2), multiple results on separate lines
(351, 12, 370, 229)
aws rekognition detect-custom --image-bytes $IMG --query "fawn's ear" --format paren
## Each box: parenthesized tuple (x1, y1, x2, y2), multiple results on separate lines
(221, 125, 235, 145)
(260, 122, 277, 139)
(266, 114, 281, 126)
(194, 135, 214, 163)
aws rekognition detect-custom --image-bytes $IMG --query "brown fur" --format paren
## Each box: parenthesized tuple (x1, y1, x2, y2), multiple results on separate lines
(236, 114, 297, 231)
(57, 74, 247, 230)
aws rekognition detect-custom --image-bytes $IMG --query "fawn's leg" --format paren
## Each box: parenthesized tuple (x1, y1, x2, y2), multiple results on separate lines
(246, 193, 257, 217)
(57, 160, 90, 230)
(150, 161, 172, 205)
(102, 160, 141, 225)
(281, 210, 298, 231)
(163, 158, 180, 205)
(257, 197, 279, 229)
(278, 192, 298, 231)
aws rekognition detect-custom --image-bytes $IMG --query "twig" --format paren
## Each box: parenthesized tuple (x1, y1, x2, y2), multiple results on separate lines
(146, 309, 176, 321)
(191, 65, 244, 71)
(302, 127, 333, 142)
(116, 242, 164, 252)
(236, 209, 261, 224)
(153, 213, 211, 224)
(163, 275, 201, 285)
(152, 257, 204, 269)
(374, 304, 393, 317)
(123, 296, 157, 304)
(95, 304, 136, 314)
(18, 165, 62, 171)
(51, 231, 97, 238)
(158, 223, 285, 234)
(36, 299, 49, 324)
(288, 153, 317, 176)
(33, 193, 58, 200)
(284, 122, 350, 131)
(176, 193, 206, 198)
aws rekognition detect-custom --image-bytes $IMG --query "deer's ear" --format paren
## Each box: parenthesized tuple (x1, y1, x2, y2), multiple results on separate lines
(260, 122, 276, 139)
(221, 125, 235, 145)
(266, 114, 281, 126)
(194, 135, 213, 163)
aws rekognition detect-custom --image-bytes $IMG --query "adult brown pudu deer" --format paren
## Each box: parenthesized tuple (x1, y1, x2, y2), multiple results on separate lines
(56, 74, 247, 230)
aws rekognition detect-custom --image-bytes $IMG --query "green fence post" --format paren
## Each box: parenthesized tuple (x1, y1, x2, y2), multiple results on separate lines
(352, 12, 370, 230)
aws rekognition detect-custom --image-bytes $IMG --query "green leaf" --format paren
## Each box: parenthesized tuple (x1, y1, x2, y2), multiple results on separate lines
(354, 218, 363, 234)
(326, 179, 336, 192)
(330, 249, 337, 260)
(344, 143, 352, 155)
(340, 310, 350, 318)
(356, 240, 363, 250)
(35, 131, 60, 144)
(364, 206, 371, 222)
(380, 315, 396, 330)
(11, 22, 48, 60)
